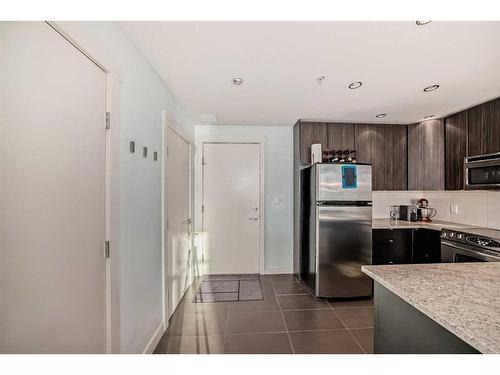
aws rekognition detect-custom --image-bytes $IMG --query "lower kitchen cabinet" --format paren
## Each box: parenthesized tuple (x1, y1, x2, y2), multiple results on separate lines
(372, 229, 412, 265)
(373, 228, 442, 265)
(412, 228, 441, 263)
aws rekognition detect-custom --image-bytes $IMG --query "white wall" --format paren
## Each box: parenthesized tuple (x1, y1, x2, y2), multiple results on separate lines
(195, 125, 293, 274)
(56, 22, 196, 353)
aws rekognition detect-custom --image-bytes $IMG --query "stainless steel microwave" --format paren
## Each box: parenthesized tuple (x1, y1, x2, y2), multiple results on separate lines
(465, 152, 500, 190)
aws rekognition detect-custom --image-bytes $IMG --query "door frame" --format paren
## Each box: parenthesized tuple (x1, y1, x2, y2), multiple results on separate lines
(162, 116, 193, 322)
(197, 137, 265, 275)
(47, 21, 120, 353)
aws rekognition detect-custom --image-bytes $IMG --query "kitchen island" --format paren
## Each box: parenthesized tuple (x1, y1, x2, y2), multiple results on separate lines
(362, 263, 500, 354)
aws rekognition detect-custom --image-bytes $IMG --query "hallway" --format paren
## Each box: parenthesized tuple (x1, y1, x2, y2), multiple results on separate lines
(154, 275, 374, 354)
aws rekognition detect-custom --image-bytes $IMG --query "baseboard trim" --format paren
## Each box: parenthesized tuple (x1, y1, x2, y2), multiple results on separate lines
(143, 321, 165, 354)
(263, 266, 293, 275)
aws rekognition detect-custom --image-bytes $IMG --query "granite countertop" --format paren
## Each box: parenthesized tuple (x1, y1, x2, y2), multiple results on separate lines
(362, 263, 500, 353)
(372, 218, 500, 240)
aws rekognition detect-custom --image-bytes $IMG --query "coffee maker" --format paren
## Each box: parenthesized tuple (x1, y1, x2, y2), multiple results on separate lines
(399, 205, 418, 222)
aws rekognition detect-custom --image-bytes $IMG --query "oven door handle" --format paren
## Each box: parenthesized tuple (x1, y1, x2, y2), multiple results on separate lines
(441, 240, 500, 262)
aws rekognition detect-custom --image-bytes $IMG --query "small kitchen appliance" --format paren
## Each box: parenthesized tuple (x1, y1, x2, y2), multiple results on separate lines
(419, 207, 437, 222)
(416, 198, 437, 222)
(464, 152, 500, 190)
(399, 205, 418, 222)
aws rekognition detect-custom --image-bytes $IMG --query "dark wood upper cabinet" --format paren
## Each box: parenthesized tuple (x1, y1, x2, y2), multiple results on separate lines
(355, 124, 407, 190)
(467, 98, 500, 156)
(295, 96, 500, 192)
(327, 123, 355, 151)
(467, 102, 489, 156)
(445, 111, 467, 190)
(299, 121, 328, 165)
(488, 98, 500, 152)
(408, 120, 444, 190)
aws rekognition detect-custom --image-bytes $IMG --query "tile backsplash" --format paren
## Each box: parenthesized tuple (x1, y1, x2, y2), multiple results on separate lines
(372, 191, 423, 218)
(373, 190, 500, 230)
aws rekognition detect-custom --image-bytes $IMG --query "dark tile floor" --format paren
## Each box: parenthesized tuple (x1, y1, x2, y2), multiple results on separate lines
(154, 274, 374, 354)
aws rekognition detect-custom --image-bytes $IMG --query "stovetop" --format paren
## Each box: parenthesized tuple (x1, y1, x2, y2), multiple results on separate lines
(441, 228, 500, 252)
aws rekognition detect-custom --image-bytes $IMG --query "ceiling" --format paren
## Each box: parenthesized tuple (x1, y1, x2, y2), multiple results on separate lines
(120, 21, 500, 126)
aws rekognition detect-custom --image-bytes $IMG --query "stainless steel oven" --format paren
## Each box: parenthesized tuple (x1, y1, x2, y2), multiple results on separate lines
(464, 152, 500, 190)
(440, 229, 500, 263)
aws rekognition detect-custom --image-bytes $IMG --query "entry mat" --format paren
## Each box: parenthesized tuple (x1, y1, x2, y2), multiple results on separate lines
(193, 274, 263, 303)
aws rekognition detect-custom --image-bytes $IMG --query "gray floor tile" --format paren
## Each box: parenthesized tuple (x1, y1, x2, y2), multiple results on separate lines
(328, 298, 374, 309)
(278, 294, 330, 310)
(203, 274, 259, 281)
(271, 274, 298, 283)
(350, 328, 374, 353)
(226, 310, 286, 334)
(155, 273, 375, 354)
(283, 309, 345, 331)
(177, 300, 228, 315)
(169, 311, 227, 336)
(227, 294, 280, 312)
(154, 334, 224, 354)
(274, 282, 309, 295)
(335, 307, 374, 328)
(289, 330, 363, 354)
(224, 333, 292, 354)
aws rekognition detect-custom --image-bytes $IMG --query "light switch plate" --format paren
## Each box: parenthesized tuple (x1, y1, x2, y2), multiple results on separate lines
(273, 196, 287, 205)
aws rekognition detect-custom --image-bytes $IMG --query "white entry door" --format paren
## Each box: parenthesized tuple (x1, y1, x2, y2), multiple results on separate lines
(202, 143, 260, 274)
(0, 22, 107, 353)
(165, 128, 191, 316)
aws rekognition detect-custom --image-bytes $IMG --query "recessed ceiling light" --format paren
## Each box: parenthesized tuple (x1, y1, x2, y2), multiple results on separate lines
(349, 81, 363, 89)
(416, 21, 432, 26)
(317, 75, 326, 85)
(423, 115, 435, 119)
(423, 84, 440, 92)
(232, 77, 244, 86)
(376, 113, 387, 118)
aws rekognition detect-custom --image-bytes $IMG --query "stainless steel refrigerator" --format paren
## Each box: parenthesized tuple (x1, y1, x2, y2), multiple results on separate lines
(300, 163, 372, 298)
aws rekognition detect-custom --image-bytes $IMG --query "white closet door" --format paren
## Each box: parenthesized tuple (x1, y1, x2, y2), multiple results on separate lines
(166, 128, 191, 315)
(0, 22, 107, 353)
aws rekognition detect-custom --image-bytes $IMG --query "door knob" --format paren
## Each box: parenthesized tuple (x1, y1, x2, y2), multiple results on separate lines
(248, 217, 258, 221)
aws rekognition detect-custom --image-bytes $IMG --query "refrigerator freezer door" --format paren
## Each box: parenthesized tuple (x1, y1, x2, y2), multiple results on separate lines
(316, 205, 373, 297)
(317, 164, 372, 202)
